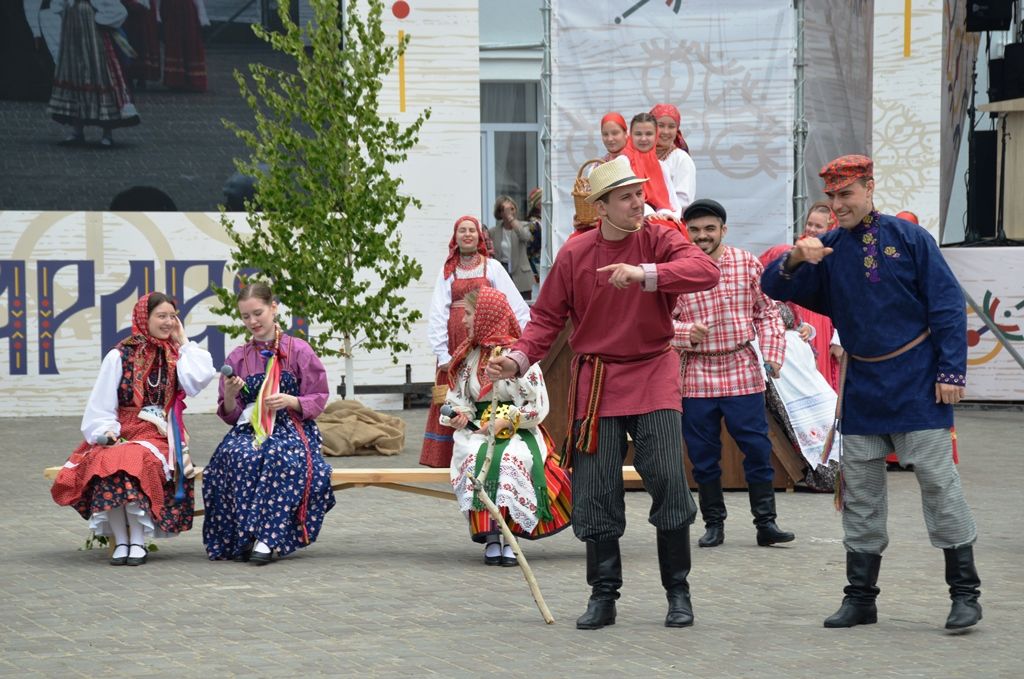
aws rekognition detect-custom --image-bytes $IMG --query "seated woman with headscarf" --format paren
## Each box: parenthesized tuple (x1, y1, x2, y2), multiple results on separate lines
(51, 293, 216, 565)
(441, 287, 572, 566)
(796, 202, 843, 390)
(621, 112, 686, 235)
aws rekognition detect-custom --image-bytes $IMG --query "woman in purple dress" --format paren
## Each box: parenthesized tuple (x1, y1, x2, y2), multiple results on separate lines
(202, 282, 336, 565)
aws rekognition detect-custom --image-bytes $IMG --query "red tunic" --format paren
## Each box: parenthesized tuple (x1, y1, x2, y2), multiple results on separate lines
(512, 220, 720, 418)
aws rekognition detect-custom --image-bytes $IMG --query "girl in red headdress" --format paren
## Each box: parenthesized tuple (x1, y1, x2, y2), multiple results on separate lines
(650, 103, 697, 214)
(441, 287, 571, 565)
(620, 112, 686, 235)
(420, 216, 532, 468)
(600, 112, 629, 160)
(51, 292, 216, 565)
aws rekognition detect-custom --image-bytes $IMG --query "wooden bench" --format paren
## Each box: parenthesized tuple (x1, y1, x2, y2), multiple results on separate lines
(44, 465, 646, 516)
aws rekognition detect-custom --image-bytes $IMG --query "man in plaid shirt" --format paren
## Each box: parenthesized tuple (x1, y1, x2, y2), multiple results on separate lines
(672, 199, 794, 549)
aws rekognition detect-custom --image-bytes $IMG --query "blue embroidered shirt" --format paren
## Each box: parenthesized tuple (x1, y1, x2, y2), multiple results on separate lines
(761, 212, 966, 435)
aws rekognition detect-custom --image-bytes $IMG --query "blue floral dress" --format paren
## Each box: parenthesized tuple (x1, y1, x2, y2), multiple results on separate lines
(202, 370, 336, 559)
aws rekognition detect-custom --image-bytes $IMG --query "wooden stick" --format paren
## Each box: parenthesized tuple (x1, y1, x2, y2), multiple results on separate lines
(467, 347, 555, 624)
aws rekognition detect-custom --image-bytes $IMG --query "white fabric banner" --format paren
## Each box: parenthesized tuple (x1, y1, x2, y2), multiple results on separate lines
(550, 0, 794, 255)
(943, 248, 1024, 401)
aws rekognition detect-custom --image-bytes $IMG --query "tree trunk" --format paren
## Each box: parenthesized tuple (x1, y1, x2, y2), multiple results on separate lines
(344, 334, 357, 402)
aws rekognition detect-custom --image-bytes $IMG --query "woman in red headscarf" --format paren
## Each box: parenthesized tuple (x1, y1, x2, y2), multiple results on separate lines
(441, 287, 571, 566)
(620, 112, 686, 235)
(600, 112, 629, 160)
(650, 103, 696, 214)
(51, 292, 215, 566)
(420, 216, 532, 468)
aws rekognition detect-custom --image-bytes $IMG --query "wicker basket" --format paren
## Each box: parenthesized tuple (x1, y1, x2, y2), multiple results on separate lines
(432, 383, 449, 405)
(572, 158, 606, 226)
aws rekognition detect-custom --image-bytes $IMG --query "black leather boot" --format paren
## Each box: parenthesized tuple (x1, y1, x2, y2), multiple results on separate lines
(696, 480, 726, 548)
(657, 527, 694, 628)
(748, 481, 795, 546)
(576, 540, 622, 630)
(824, 552, 882, 628)
(944, 545, 982, 629)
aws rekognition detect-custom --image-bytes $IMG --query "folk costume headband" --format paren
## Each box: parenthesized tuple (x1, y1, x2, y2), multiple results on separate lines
(649, 103, 689, 153)
(600, 112, 627, 132)
(443, 215, 488, 279)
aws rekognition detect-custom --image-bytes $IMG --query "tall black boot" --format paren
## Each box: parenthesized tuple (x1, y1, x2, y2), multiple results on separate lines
(944, 545, 982, 629)
(657, 527, 694, 628)
(696, 480, 726, 547)
(747, 481, 795, 546)
(576, 539, 622, 630)
(824, 552, 882, 628)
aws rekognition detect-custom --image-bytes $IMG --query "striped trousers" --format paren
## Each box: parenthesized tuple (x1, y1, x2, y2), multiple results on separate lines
(841, 428, 977, 554)
(572, 410, 697, 542)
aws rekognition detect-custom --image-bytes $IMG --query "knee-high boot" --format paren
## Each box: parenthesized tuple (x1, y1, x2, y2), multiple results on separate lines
(824, 552, 881, 628)
(944, 545, 982, 629)
(657, 527, 694, 628)
(576, 539, 622, 630)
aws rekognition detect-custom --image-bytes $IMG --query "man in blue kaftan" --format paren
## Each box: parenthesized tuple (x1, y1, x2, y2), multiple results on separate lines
(761, 154, 981, 632)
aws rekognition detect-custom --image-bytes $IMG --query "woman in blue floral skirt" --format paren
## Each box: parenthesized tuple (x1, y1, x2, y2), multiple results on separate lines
(202, 282, 336, 565)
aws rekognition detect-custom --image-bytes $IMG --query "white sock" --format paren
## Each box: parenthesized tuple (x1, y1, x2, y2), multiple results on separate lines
(484, 538, 501, 558)
(108, 507, 129, 558)
(253, 540, 271, 555)
(125, 502, 146, 557)
(501, 543, 516, 560)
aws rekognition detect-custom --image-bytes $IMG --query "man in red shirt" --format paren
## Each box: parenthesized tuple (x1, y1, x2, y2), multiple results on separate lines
(487, 157, 720, 630)
(673, 199, 795, 549)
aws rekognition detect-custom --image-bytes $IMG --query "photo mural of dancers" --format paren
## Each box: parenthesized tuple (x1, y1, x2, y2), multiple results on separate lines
(50, 293, 216, 566)
(202, 283, 336, 565)
(47, 0, 141, 147)
(160, 0, 209, 92)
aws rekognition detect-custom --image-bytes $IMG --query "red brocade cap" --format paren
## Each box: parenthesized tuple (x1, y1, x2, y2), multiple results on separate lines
(819, 155, 873, 193)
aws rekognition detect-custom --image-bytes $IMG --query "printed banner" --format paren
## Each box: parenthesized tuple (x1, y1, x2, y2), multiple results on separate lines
(944, 248, 1024, 401)
(550, 0, 795, 255)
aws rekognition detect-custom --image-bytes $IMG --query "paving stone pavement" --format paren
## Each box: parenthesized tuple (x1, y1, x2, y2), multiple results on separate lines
(2, 408, 1021, 678)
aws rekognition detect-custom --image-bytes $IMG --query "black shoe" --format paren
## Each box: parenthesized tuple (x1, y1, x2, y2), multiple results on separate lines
(484, 540, 501, 566)
(576, 599, 616, 630)
(824, 552, 882, 628)
(233, 541, 254, 562)
(500, 548, 518, 567)
(249, 550, 272, 565)
(126, 543, 148, 566)
(109, 543, 129, 566)
(575, 539, 622, 630)
(657, 527, 694, 628)
(698, 525, 724, 548)
(696, 480, 727, 548)
(944, 546, 982, 629)
(748, 481, 795, 546)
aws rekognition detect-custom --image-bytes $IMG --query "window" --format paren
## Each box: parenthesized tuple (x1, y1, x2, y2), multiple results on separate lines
(480, 82, 542, 224)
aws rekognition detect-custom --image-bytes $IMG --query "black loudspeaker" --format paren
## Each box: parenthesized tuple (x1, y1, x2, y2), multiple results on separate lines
(965, 0, 1015, 32)
(967, 130, 998, 239)
(988, 57, 1006, 102)
(1003, 43, 1024, 100)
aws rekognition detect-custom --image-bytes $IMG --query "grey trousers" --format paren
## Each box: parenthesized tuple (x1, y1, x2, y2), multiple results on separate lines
(571, 410, 697, 542)
(841, 428, 977, 554)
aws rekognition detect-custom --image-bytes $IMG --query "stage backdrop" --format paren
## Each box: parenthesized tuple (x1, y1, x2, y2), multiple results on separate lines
(944, 248, 1024, 401)
(550, 0, 794, 255)
(0, 0, 481, 418)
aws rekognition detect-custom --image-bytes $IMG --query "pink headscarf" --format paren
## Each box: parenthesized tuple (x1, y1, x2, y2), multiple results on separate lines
(600, 112, 627, 132)
(649, 103, 689, 153)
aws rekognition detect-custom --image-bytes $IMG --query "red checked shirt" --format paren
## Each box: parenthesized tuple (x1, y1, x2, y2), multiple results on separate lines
(672, 245, 785, 398)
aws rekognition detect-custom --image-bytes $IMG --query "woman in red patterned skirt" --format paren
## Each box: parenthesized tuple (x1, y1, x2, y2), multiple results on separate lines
(160, 0, 208, 92)
(420, 216, 530, 467)
(51, 293, 215, 565)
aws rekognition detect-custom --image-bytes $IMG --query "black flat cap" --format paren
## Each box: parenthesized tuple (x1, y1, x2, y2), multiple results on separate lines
(683, 198, 727, 223)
